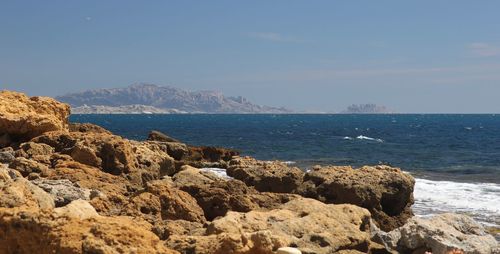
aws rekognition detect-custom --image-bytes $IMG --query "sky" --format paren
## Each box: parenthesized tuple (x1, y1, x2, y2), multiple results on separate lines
(1, 1, 500, 113)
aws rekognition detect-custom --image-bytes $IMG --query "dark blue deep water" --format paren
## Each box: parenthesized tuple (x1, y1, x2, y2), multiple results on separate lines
(70, 114, 500, 229)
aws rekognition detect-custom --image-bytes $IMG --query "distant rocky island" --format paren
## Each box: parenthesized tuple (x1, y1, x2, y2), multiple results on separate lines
(341, 104, 392, 114)
(57, 84, 291, 114)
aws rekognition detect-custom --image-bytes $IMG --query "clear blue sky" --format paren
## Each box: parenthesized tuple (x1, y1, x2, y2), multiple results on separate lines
(1, 1, 500, 113)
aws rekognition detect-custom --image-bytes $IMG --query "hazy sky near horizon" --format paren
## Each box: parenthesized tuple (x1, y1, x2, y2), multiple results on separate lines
(1, 1, 500, 113)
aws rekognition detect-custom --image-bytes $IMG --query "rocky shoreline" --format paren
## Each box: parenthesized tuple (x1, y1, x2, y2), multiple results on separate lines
(0, 90, 498, 254)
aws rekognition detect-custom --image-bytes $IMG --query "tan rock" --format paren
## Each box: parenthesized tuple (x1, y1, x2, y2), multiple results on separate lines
(69, 122, 112, 134)
(298, 165, 415, 231)
(173, 166, 296, 221)
(227, 156, 305, 193)
(373, 213, 499, 254)
(146, 179, 206, 223)
(0, 178, 55, 210)
(0, 206, 178, 254)
(54, 199, 99, 219)
(277, 247, 302, 254)
(167, 197, 381, 254)
(0, 91, 70, 143)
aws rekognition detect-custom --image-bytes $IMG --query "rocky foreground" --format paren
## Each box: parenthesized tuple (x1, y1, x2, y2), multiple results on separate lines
(0, 90, 497, 254)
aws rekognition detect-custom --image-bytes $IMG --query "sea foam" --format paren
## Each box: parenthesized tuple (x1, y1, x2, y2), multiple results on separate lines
(200, 168, 233, 179)
(413, 178, 500, 227)
(356, 135, 384, 142)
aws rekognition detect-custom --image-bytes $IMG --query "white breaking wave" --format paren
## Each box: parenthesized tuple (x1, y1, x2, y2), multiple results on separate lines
(343, 136, 353, 140)
(413, 178, 500, 227)
(284, 161, 296, 165)
(356, 135, 384, 143)
(200, 168, 233, 179)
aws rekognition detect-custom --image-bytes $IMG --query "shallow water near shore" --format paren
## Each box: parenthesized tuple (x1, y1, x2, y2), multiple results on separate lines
(71, 114, 500, 235)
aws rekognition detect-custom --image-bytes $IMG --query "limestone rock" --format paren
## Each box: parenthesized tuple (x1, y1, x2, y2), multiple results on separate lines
(146, 141, 190, 161)
(372, 213, 499, 254)
(31, 178, 94, 207)
(133, 141, 177, 177)
(173, 166, 296, 221)
(152, 220, 205, 240)
(53, 199, 99, 219)
(32, 131, 139, 176)
(0, 91, 70, 144)
(0, 149, 15, 164)
(0, 204, 178, 254)
(8, 157, 51, 178)
(148, 130, 181, 143)
(146, 179, 206, 223)
(69, 122, 112, 134)
(167, 197, 381, 254)
(227, 156, 305, 193)
(297, 165, 415, 231)
(0, 178, 55, 210)
(277, 247, 302, 254)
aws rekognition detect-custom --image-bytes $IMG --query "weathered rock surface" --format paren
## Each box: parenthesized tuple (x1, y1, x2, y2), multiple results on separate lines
(228, 156, 305, 193)
(173, 166, 297, 221)
(148, 130, 181, 143)
(0, 91, 70, 144)
(0, 148, 15, 164)
(0, 177, 55, 210)
(69, 122, 112, 134)
(8, 157, 51, 178)
(372, 213, 499, 254)
(32, 131, 139, 176)
(31, 178, 94, 207)
(166, 197, 384, 254)
(298, 165, 415, 231)
(145, 179, 206, 223)
(0, 175, 178, 254)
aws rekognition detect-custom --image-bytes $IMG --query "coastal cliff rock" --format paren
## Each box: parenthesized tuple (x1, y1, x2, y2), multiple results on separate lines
(227, 156, 305, 193)
(69, 122, 113, 134)
(0, 168, 177, 254)
(228, 157, 415, 231)
(166, 198, 385, 254)
(372, 213, 499, 254)
(298, 165, 415, 231)
(148, 130, 181, 143)
(172, 166, 297, 221)
(0, 91, 70, 145)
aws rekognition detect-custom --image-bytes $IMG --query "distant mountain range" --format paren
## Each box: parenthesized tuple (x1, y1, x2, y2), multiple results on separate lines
(341, 104, 392, 114)
(57, 84, 292, 114)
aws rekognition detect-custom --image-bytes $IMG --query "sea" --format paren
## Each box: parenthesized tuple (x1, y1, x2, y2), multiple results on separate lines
(70, 114, 500, 234)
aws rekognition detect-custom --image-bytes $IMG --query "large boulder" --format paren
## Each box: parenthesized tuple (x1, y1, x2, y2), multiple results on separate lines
(148, 130, 181, 143)
(0, 177, 54, 210)
(32, 131, 139, 176)
(31, 178, 95, 207)
(172, 166, 297, 221)
(227, 156, 305, 193)
(144, 179, 206, 223)
(297, 165, 415, 231)
(0, 201, 178, 254)
(69, 122, 112, 134)
(372, 213, 499, 254)
(166, 197, 385, 254)
(0, 91, 70, 145)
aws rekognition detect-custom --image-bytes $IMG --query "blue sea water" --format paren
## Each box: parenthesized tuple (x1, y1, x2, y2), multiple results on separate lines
(70, 114, 500, 230)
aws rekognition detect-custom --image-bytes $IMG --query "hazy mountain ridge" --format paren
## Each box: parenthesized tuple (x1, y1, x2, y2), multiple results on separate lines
(341, 104, 393, 114)
(71, 104, 186, 114)
(57, 84, 291, 113)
